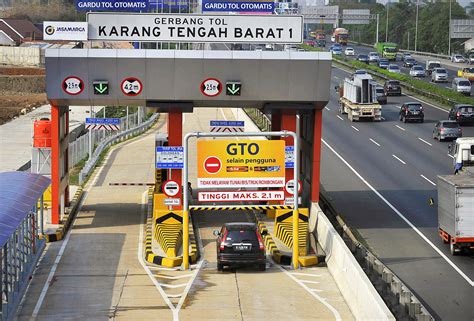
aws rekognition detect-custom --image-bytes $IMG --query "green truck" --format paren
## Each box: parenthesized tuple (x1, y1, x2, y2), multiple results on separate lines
(375, 42, 398, 60)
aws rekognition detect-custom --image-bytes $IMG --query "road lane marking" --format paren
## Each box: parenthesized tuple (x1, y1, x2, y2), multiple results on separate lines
(420, 175, 437, 186)
(337, 115, 344, 121)
(418, 137, 433, 146)
(447, 154, 454, 159)
(299, 280, 320, 284)
(381, 117, 385, 120)
(395, 125, 406, 131)
(325, 107, 331, 111)
(351, 125, 359, 132)
(281, 266, 342, 321)
(369, 138, 381, 147)
(322, 139, 473, 286)
(392, 154, 407, 165)
(289, 272, 322, 277)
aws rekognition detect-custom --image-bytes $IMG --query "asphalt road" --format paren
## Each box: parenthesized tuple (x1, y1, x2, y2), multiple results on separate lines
(339, 43, 474, 96)
(322, 65, 474, 320)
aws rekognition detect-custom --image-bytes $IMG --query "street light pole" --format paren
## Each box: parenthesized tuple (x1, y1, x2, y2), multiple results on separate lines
(386, 0, 389, 42)
(448, 0, 452, 56)
(376, 14, 379, 44)
(415, 0, 419, 52)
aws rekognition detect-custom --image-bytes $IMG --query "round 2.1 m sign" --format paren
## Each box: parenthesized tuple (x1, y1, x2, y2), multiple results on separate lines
(201, 78, 222, 97)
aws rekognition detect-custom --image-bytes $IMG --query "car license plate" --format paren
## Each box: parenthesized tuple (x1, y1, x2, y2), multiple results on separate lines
(413, 111, 419, 114)
(233, 244, 251, 251)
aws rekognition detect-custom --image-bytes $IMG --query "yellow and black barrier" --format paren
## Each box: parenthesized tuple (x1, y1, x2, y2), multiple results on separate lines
(41, 187, 83, 242)
(190, 205, 293, 211)
(275, 209, 309, 256)
(154, 210, 183, 257)
(145, 189, 198, 267)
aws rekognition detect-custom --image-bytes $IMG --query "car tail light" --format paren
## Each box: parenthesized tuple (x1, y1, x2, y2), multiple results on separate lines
(457, 112, 461, 118)
(440, 128, 445, 133)
(256, 230, 265, 251)
(219, 230, 228, 250)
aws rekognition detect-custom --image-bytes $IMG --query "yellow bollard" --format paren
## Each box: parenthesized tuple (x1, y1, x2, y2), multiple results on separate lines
(292, 208, 299, 269)
(182, 210, 189, 270)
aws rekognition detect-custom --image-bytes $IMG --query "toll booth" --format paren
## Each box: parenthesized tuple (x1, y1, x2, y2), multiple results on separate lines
(0, 172, 50, 321)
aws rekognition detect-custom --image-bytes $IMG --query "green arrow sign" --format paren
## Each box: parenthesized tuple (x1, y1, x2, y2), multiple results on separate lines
(226, 82, 241, 96)
(93, 81, 109, 95)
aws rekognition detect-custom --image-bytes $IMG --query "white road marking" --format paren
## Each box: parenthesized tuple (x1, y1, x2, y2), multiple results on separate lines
(325, 107, 331, 111)
(447, 154, 454, 159)
(31, 149, 107, 318)
(281, 266, 341, 321)
(288, 272, 322, 277)
(418, 137, 433, 146)
(381, 117, 385, 120)
(337, 115, 344, 121)
(392, 154, 407, 165)
(395, 125, 406, 131)
(420, 175, 437, 186)
(158, 283, 188, 289)
(351, 126, 359, 132)
(156, 274, 194, 280)
(299, 280, 320, 285)
(369, 138, 381, 147)
(322, 139, 473, 286)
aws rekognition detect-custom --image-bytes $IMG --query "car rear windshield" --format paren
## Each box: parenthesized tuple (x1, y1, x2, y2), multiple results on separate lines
(376, 88, 384, 93)
(459, 81, 471, 86)
(413, 66, 423, 70)
(436, 69, 447, 73)
(408, 104, 422, 111)
(460, 106, 474, 113)
(442, 122, 459, 128)
(226, 230, 257, 242)
(388, 81, 400, 86)
(430, 63, 441, 68)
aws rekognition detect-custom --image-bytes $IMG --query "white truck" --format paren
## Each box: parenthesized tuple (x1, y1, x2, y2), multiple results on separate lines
(338, 74, 382, 122)
(438, 138, 474, 255)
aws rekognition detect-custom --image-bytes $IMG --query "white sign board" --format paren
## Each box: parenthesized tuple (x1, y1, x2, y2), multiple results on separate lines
(198, 191, 284, 202)
(43, 21, 88, 41)
(87, 13, 303, 44)
(342, 9, 370, 25)
(164, 198, 181, 206)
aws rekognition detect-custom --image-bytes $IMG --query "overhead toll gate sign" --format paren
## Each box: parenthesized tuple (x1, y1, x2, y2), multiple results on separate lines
(202, 0, 275, 13)
(197, 140, 285, 188)
(87, 13, 303, 43)
(76, 0, 148, 11)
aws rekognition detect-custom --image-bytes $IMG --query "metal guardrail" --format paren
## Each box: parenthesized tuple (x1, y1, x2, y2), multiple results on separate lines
(79, 113, 159, 185)
(244, 107, 434, 321)
(334, 57, 458, 107)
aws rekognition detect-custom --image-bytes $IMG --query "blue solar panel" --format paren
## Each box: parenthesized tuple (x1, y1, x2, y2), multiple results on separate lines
(0, 172, 50, 248)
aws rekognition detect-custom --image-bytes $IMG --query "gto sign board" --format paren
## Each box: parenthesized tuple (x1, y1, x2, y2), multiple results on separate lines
(196, 140, 285, 188)
(87, 13, 303, 43)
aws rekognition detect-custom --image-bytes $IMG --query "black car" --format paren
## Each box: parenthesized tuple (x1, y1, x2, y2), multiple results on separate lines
(357, 54, 369, 64)
(403, 57, 416, 68)
(214, 222, 266, 271)
(399, 102, 424, 123)
(375, 86, 387, 104)
(384, 80, 402, 96)
(448, 104, 474, 125)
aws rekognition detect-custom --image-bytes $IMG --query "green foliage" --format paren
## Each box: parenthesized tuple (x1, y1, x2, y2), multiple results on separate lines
(335, 2, 468, 54)
(94, 106, 139, 118)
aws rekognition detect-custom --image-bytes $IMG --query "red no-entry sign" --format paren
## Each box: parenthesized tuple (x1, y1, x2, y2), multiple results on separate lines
(204, 156, 222, 174)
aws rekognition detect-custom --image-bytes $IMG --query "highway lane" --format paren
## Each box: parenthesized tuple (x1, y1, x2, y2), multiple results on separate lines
(343, 43, 474, 96)
(322, 66, 474, 320)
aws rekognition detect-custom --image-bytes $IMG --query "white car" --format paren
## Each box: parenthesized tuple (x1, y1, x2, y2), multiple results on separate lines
(368, 52, 380, 63)
(431, 68, 448, 82)
(451, 54, 466, 63)
(387, 64, 401, 73)
(345, 47, 355, 56)
(331, 35, 336, 42)
(409, 65, 426, 77)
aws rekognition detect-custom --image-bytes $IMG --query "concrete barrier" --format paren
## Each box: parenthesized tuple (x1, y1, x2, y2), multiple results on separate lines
(310, 202, 395, 321)
(0, 47, 43, 66)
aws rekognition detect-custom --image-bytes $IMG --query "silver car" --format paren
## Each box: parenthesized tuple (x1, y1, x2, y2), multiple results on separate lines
(410, 65, 426, 77)
(431, 68, 448, 82)
(433, 120, 462, 141)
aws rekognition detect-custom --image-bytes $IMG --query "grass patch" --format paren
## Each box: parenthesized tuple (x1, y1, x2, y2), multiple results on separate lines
(69, 156, 88, 186)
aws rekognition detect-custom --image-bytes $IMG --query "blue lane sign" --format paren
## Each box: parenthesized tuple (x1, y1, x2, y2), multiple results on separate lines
(156, 146, 184, 169)
(202, 0, 275, 12)
(76, 0, 148, 11)
(149, 0, 188, 9)
(210, 121, 245, 127)
(285, 146, 294, 168)
(86, 118, 121, 124)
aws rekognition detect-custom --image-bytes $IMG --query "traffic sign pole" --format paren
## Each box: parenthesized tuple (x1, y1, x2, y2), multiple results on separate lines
(182, 130, 299, 270)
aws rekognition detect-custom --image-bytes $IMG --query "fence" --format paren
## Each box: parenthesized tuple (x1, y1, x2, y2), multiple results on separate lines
(0, 47, 43, 67)
(68, 110, 143, 169)
(79, 113, 159, 185)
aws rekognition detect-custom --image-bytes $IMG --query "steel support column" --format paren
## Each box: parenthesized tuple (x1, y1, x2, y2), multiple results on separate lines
(280, 113, 297, 199)
(311, 109, 323, 202)
(168, 111, 183, 208)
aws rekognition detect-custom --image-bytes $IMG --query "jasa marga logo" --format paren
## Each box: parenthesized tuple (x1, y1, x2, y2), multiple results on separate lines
(45, 25, 55, 35)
